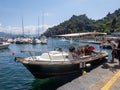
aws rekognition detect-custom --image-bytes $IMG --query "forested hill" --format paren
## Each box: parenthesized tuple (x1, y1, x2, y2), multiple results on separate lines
(43, 8, 120, 37)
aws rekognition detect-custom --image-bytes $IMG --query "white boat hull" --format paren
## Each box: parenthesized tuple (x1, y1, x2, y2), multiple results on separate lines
(0, 42, 10, 49)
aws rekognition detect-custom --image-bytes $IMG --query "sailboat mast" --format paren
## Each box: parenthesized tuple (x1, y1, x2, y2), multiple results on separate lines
(22, 16, 24, 37)
(38, 16, 40, 37)
(42, 11, 44, 33)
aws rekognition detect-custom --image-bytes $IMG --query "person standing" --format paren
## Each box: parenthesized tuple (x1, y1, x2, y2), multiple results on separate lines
(110, 40, 118, 63)
(115, 40, 120, 66)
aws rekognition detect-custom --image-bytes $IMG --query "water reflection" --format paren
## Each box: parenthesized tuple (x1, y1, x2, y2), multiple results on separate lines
(30, 71, 82, 90)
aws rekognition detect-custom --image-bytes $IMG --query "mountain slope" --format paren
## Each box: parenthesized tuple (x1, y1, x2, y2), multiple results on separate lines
(43, 8, 120, 37)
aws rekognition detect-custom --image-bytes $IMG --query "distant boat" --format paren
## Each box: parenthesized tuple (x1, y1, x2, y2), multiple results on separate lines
(61, 37, 67, 41)
(31, 38, 41, 44)
(80, 40, 102, 44)
(100, 43, 112, 49)
(40, 12, 48, 44)
(7, 38, 14, 43)
(40, 35, 47, 44)
(14, 37, 24, 44)
(0, 37, 11, 49)
(0, 42, 10, 49)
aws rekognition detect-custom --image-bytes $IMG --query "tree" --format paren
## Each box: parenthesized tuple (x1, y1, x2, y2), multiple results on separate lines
(111, 18, 116, 33)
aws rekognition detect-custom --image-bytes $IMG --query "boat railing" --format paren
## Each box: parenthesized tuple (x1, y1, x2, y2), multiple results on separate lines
(28, 51, 37, 61)
(47, 52, 52, 62)
(61, 51, 65, 62)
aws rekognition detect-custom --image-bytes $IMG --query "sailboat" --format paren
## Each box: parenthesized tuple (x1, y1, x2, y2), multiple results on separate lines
(40, 12, 48, 44)
(31, 16, 41, 44)
(15, 17, 25, 44)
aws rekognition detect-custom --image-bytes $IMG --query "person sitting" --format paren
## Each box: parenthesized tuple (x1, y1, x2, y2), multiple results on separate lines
(58, 48, 62, 52)
(69, 46, 78, 58)
(83, 45, 95, 55)
(76, 46, 81, 56)
(85, 45, 91, 55)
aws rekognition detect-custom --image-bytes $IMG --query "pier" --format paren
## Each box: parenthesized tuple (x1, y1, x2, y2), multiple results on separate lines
(57, 59, 120, 90)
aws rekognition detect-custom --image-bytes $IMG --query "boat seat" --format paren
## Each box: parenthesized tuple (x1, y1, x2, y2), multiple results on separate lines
(41, 53, 51, 60)
(41, 52, 67, 61)
(68, 52, 74, 60)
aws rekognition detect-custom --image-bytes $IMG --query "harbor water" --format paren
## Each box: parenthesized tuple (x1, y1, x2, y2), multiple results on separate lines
(0, 38, 112, 90)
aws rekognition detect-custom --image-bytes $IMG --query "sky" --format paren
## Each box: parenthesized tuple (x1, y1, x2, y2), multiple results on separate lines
(0, 0, 120, 35)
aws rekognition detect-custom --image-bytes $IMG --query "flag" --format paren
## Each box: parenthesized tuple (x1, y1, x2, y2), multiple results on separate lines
(12, 51, 15, 55)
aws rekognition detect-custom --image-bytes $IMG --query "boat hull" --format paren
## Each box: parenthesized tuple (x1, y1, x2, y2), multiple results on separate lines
(15, 51, 108, 79)
(21, 57, 107, 78)
(0, 43, 10, 49)
(23, 63, 81, 78)
(15, 41, 24, 44)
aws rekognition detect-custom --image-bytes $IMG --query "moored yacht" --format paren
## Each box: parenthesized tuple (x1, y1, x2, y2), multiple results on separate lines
(0, 42, 11, 49)
(0, 37, 11, 49)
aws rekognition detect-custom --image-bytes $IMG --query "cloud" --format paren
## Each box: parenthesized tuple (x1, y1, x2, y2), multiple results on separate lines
(0, 24, 55, 35)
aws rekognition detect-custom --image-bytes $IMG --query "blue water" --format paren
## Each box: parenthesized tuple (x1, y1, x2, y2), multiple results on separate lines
(0, 38, 112, 90)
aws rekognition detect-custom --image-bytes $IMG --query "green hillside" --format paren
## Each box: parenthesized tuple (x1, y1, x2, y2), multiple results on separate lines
(43, 8, 120, 37)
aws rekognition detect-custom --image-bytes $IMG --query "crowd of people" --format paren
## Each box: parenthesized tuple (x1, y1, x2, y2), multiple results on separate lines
(69, 45, 95, 58)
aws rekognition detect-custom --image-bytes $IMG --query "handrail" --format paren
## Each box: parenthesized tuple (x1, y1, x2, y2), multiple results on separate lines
(61, 51, 65, 62)
(29, 51, 36, 61)
(48, 52, 52, 62)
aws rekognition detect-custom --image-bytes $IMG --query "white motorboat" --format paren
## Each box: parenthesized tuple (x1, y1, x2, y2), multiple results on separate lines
(14, 32, 109, 78)
(0, 42, 11, 49)
(15, 46, 108, 78)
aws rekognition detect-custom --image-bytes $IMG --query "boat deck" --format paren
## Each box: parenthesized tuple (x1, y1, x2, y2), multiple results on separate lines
(18, 52, 108, 65)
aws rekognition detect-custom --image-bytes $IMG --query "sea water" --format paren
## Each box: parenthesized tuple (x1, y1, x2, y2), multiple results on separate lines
(0, 38, 112, 90)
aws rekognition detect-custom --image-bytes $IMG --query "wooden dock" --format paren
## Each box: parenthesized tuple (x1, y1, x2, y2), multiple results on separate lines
(57, 59, 120, 90)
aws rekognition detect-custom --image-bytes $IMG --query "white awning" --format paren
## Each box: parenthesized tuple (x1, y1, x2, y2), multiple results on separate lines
(55, 31, 107, 37)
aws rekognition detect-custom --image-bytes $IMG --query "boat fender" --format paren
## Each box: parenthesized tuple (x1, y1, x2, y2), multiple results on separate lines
(105, 57, 108, 59)
(86, 63, 91, 67)
(82, 70, 87, 75)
